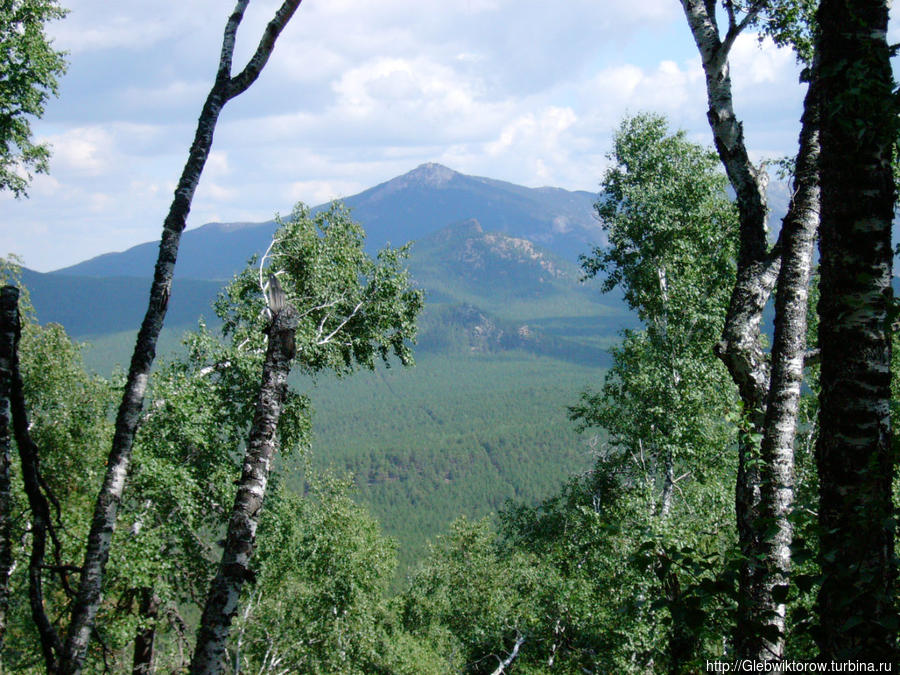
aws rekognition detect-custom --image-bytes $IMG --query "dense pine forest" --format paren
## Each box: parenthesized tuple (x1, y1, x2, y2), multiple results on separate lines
(1, 0, 899, 673)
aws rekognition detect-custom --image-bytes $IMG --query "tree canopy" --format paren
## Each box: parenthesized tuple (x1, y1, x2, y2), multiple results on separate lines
(0, 0, 67, 197)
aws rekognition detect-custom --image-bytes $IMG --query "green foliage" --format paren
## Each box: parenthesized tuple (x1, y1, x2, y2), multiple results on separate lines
(234, 477, 401, 674)
(1, 211, 427, 670)
(396, 456, 738, 673)
(218, 201, 424, 375)
(575, 112, 738, 500)
(400, 517, 535, 673)
(101, 202, 423, 669)
(0, 0, 68, 197)
(583, 113, 737, 319)
(561, 113, 742, 668)
(499, 470, 658, 673)
(98, 320, 311, 664)
(0, 258, 116, 670)
(757, 0, 817, 66)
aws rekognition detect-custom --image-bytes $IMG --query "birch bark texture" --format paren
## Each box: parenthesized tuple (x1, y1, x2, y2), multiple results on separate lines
(678, 0, 820, 660)
(814, 0, 897, 658)
(755, 63, 820, 659)
(59, 2, 304, 673)
(190, 304, 299, 675)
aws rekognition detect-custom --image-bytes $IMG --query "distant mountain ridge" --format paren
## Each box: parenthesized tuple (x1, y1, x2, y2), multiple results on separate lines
(26, 163, 626, 366)
(25, 215, 622, 343)
(52, 163, 602, 280)
(21, 269, 223, 338)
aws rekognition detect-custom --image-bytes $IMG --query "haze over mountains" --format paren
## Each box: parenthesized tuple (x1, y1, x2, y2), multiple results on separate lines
(29, 163, 619, 344)
(52, 163, 603, 281)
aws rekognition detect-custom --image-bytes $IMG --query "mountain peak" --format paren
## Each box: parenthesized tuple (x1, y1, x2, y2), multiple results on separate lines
(407, 162, 457, 186)
(369, 162, 460, 201)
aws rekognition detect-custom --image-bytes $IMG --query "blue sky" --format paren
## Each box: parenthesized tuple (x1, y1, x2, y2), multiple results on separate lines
(2, 0, 866, 271)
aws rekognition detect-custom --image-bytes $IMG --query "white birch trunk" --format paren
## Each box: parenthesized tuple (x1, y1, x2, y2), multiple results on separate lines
(190, 305, 299, 675)
(60, 3, 304, 672)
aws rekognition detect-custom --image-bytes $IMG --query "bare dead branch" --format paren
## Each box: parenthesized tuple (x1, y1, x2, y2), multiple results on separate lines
(317, 301, 365, 345)
(490, 634, 526, 675)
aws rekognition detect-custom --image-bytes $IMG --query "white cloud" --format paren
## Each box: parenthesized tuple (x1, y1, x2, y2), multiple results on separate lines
(730, 34, 799, 88)
(47, 0, 225, 53)
(44, 127, 116, 175)
(204, 151, 231, 178)
(487, 107, 577, 158)
(5, 0, 819, 271)
(119, 80, 208, 109)
(331, 56, 498, 133)
(287, 179, 363, 205)
(88, 192, 114, 213)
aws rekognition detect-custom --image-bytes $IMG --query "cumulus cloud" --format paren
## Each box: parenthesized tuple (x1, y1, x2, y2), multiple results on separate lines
(44, 126, 116, 175)
(287, 179, 363, 205)
(5, 0, 820, 271)
(487, 107, 577, 165)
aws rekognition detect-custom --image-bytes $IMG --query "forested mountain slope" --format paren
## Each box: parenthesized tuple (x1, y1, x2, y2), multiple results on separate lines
(21, 166, 627, 584)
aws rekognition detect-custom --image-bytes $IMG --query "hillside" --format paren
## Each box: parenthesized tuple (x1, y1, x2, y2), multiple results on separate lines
(21, 269, 223, 338)
(23, 164, 625, 578)
(410, 217, 608, 319)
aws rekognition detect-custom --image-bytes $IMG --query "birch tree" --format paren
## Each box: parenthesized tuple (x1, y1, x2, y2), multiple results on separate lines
(190, 202, 423, 674)
(575, 113, 738, 518)
(108, 320, 310, 673)
(677, 0, 820, 658)
(0, 288, 17, 663)
(573, 113, 740, 670)
(814, 0, 897, 658)
(57, 2, 306, 673)
(0, 274, 116, 673)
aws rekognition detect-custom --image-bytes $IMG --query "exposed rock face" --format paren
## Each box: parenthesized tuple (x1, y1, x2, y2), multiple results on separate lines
(441, 218, 571, 283)
(450, 304, 543, 354)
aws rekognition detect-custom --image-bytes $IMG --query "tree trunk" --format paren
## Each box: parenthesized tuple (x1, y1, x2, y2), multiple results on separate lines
(815, 0, 897, 659)
(753, 63, 821, 659)
(58, 3, 304, 672)
(0, 287, 17, 659)
(132, 588, 160, 675)
(679, 3, 773, 660)
(190, 305, 299, 675)
(660, 449, 675, 518)
(678, 0, 821, 660)
(0, 286, 64, 672)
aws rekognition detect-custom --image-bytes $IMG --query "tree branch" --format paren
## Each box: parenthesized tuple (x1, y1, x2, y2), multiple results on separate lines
(490, 634, 525, 675)
(722, 0, 765, 56)
(217, 0, 250, 83)
(226, 0, 304, 100)
(317, 301, 364, 345)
